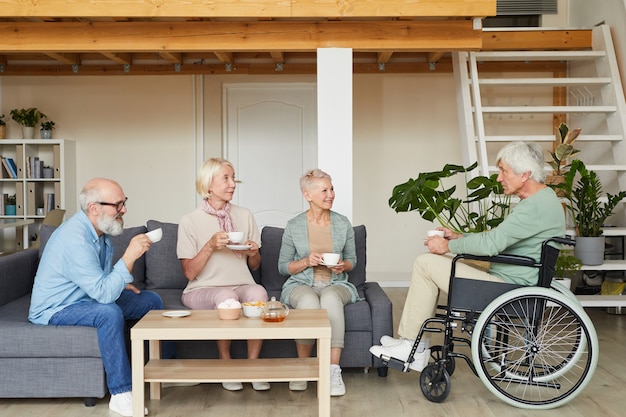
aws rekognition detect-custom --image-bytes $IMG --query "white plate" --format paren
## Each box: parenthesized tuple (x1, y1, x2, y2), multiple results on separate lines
(162, 310, 191, 318)
(227, 244, 252, 250)
(320, 261, 343, 267)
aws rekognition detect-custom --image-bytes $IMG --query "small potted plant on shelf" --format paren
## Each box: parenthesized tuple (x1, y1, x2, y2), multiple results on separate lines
(556, 159, 626, 265)
(389, 161, 511, 234)
(0, 114, 6, 139)
(40, 119, 55, 139)
(553, 250, 582, 289)
(9, 107, 46, 139)
(5, 194, 17, 216)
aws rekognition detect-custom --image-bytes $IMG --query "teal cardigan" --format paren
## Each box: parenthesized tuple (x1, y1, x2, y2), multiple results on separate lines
(278, 211, 359, 305)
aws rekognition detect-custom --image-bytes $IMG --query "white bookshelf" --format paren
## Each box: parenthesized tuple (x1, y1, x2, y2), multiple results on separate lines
(0, 139, 75, 250)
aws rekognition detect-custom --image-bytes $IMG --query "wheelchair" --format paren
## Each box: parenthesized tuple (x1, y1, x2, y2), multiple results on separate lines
(382, 237, 599, 409)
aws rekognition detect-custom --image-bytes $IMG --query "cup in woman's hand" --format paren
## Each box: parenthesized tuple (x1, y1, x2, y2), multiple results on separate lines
(227, 231, 245, 243)
(322, 253, 340, 265)
(427, 230, 445, 238)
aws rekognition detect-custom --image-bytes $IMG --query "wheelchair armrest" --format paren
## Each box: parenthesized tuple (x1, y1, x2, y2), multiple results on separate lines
(453, 253, 537, 268)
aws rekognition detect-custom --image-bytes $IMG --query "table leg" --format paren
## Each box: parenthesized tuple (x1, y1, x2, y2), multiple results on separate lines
(317, 337, 331, 417)
(131, 338, 145, 417)
(149, 340, 162, 399)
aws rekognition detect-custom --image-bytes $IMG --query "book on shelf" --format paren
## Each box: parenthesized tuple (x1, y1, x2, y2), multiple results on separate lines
(5, 158, 18, 179)
(1, 158, 13, 179)
(44, 193, 55, 214)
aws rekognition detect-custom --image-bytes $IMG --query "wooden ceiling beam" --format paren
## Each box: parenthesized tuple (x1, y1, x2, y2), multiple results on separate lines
(159, 51, 182, 64)
(43, 52, 81, 65)
(0, 0, 496, 19)
(0, 20, 482, 52)
(482, 29, 592, 50)
(214, 52, 233, 63)
(100, 52, 132, 65)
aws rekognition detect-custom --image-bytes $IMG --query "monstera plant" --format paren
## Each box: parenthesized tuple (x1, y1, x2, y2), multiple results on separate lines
(389, 162, 511, 234)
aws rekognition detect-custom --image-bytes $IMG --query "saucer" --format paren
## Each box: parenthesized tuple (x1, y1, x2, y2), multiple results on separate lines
(162, 310, 191, 318)
(227, 244, 252, 251)
(320, 261, 343, 268)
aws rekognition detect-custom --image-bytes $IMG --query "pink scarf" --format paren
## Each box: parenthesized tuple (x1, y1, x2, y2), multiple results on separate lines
(201, 199, 242, 258)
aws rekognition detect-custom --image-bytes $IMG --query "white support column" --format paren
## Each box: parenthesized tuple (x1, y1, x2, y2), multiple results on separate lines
(316, 48, 353, 222)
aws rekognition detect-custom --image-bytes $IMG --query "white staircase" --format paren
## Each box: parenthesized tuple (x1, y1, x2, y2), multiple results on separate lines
(453, 24, 626, 307)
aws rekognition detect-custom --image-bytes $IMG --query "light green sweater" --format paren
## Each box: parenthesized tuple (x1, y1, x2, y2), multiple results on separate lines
(448, 187, 565, 285)
(278, 211, 359, 305)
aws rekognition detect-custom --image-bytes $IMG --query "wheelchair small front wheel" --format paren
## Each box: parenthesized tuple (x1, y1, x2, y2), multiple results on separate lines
(420, 364, 451, 403)
(430, 345, 456, 376)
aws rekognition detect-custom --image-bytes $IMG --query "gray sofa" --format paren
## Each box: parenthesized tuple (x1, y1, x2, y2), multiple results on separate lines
(0, 220, 393, 405)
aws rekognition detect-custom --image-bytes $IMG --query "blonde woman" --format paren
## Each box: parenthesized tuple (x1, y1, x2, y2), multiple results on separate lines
(177, 157, 269, 391)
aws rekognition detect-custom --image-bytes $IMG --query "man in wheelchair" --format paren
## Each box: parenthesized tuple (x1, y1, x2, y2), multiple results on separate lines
(370, 141, 566, 369)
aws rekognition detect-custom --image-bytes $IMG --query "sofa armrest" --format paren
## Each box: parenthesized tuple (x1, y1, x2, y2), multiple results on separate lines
(0, 249, 39, 307)
(362, 282, 393, 368)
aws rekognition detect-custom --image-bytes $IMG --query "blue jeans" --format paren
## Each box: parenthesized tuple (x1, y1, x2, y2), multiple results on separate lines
(49, 289, 166, 394)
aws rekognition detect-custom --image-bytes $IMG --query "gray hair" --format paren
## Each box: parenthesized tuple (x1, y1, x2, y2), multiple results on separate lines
(78, 182, 103, 211)
(496, 142, 546, 183)
(300, 168, 332, 193)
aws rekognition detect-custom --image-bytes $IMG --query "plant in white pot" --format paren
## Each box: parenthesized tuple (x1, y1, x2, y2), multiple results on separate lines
(40, 119, 55, 139)
(557, 159, 626, 265)
(9, 108, 46, 139)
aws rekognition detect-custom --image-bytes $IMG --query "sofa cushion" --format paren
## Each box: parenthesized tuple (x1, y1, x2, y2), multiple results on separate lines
(111, 225, 148, 288)
(145, 220, 188, 290)
(259, 225, 367, 291)
(259, 226, 287, 292)
(0, 249, 39, 308)
(0, 296, 101, 358)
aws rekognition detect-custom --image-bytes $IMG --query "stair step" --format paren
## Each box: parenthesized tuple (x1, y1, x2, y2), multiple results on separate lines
(478, 77, 611, 86)
(473, 51, 606, 61)
(482, 134, 624, 142)
(480, 105, 616, 113)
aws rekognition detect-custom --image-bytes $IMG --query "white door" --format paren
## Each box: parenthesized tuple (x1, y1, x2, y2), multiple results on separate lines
(224, 83, 317, 229)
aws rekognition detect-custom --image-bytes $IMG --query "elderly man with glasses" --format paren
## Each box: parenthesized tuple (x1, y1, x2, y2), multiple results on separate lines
(29, 178, 168, 417)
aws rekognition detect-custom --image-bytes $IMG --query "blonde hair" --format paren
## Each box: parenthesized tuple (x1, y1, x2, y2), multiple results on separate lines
(300, 168, 332, 193)
(196, 158, 235, 199)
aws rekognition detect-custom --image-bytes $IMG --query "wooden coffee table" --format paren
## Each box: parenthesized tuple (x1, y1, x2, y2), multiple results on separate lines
(131, 309, 331, 417)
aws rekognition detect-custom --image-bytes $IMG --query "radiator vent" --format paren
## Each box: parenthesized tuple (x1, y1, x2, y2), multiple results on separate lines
(497, 0, 557, 15)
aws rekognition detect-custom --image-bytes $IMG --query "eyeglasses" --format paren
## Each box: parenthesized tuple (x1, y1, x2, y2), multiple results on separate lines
(97, 197, 128, 213)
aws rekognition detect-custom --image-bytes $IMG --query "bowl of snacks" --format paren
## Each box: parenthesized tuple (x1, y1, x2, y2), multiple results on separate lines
(217, 298, 242, 320)
(242, 301, 266, 318)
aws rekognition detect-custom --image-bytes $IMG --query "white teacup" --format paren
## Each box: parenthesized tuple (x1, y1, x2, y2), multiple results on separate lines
(322, 253, 341, 265)
(427, 230, 445, 238)
(227, 231, 245, 243)
(146, 228, 163, 243)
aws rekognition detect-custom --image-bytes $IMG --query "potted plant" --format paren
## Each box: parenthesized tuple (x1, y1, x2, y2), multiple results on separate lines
(9, 108, 46, 139)
(0, 114, 6, 139)
(389, 161, 511, 234)
(553, 250, 582, 287)
(5, 194, 16, 216)
(40, 119, 55, 139)
(557, 159, 626, 265)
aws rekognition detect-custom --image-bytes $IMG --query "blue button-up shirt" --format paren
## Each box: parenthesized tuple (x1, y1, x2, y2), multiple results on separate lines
(29, 210, 133, 325)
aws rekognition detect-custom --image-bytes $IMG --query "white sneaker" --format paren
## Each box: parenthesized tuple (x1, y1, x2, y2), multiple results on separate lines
(380, 335, 415, 346)
(109, 392, 148, 417)
(330, 365, 346, 396)
(222, 382, 243, 391)
(369, 339, 431, 372)
(288, 381, 308, 391)
(252, 381, 271, 391)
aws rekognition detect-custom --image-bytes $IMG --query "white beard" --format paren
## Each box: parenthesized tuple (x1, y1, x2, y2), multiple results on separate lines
(97, 212, 124, 236)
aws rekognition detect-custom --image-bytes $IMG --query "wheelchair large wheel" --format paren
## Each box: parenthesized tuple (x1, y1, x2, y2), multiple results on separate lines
(471, 287, 598, 409)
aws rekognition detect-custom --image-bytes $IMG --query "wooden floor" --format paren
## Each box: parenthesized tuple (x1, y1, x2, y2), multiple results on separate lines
(1, 287, 625, 417)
